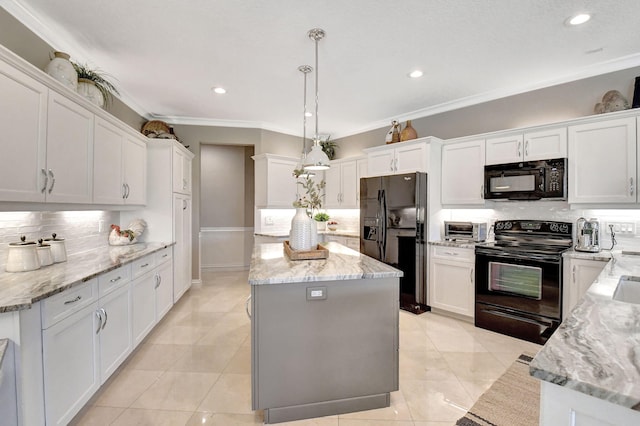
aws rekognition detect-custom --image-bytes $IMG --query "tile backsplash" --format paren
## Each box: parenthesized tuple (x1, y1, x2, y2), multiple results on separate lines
(0, 211, 119, 269)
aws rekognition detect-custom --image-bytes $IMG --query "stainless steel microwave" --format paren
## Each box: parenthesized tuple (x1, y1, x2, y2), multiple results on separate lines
(484, 158, 567, 200)
(444, 221, 488, 242)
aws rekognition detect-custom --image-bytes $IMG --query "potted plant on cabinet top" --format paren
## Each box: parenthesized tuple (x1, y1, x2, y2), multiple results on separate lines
(71, 62, 120, 108)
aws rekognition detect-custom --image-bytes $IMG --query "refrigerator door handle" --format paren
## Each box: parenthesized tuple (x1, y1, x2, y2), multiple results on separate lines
(380, 189, 388, 261)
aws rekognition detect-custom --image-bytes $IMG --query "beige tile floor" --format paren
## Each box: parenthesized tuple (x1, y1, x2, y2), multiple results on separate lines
(72, 270, 541, 426)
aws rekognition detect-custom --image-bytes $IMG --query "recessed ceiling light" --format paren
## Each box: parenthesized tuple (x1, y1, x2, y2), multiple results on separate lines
(567, 13, 591, 26)
(408, 70, 423, 79)
(212, 87, 226, 94)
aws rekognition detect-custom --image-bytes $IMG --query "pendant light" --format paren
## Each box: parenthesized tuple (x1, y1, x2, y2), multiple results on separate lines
(303, 28, 331, 171)
(295, 64, 315, 178)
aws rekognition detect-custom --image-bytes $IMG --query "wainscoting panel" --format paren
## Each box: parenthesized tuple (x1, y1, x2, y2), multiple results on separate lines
(200, 227, 254, 271)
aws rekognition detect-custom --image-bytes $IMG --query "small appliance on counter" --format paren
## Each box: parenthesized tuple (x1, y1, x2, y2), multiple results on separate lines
(575, 217, 601, 252)
(444, 221, 487, 242)
(6, 236, 41, 272)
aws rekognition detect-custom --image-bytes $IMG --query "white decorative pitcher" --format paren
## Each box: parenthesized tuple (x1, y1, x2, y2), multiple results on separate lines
(290, 208, 313, 251)
(45, 51, 77, 91)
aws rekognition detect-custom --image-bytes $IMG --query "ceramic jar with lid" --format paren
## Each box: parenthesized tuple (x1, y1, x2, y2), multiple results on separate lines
(44, 51, 78, 91)
(6, 236, 41, 272)
(44, 233, 67, 263)
(37, 239, 54, 267)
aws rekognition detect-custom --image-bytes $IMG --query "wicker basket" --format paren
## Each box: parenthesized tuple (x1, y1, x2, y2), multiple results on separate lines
(141, 120, 170, 137)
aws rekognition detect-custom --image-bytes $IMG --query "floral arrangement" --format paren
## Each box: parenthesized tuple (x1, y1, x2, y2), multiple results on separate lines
(292, 169, 326, 216)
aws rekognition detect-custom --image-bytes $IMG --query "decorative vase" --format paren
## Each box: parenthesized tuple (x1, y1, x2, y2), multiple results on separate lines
(400, 120, 418, 141)
(385, 120, 401, 144)
(309, 222, 318, 248)
(77, 78, 105, 108)
(290, 208, 313, 251)
(44, 51, 78, 91)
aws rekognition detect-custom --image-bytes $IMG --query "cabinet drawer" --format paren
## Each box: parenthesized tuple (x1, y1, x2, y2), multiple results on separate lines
(131, 254, 156, 279)
(98, 264, 131, 297)
(431, 245, 475, 261)
(155, 247, 172, 265)
(41, 279, 98, 329)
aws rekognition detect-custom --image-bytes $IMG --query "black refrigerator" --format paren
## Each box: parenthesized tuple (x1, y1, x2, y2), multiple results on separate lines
(360, 172, 429, 313)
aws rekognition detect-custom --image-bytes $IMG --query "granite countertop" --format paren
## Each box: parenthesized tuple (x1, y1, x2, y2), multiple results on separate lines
(249, 241, 403, 285)
(530, 250, 640, 411)
(429, 240, 488, 249)
(563, 248, 613, 261)
(0, 242, 174, 313)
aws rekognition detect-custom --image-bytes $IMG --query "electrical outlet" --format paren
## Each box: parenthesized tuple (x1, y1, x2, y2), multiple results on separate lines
(265, 216, 274, 225)
(605, 222, 636, 235)
(98, 220, 106, 233)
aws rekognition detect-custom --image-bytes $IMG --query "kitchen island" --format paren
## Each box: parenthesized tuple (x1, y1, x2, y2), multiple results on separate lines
(249, 242, 402, 424)
(530, 251, 640, 425)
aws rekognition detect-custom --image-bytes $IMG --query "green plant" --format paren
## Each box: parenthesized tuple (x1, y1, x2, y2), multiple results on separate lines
(292, 169, 326, 215)
(313, 212, 330, 222)
(71, 61, 120, 106)
(320, 137, 338, 160)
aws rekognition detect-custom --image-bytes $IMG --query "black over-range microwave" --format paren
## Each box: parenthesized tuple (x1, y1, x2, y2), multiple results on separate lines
(484, 158, 567, 200)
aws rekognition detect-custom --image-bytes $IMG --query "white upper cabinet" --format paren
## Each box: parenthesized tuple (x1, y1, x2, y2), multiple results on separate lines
(485, 127, 567, 165)
(93, 117, 147, 205)
(173, 145, 192, 195)
(324, 159, 358, 208)
(365, 138, 433, 176)
(568, 116, 637, 204)
(253, 154, 298, 208)
(45, 92, 94, 203)
(0, 59, 48, 202)
(441, 139, 485, 205)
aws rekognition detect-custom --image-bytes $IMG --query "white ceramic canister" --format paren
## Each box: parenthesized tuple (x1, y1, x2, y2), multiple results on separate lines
(37, 239, 53, 267)
(44, 233, 67, 263)
(44, 51, 78, 91)
(6, 236, 41, 272)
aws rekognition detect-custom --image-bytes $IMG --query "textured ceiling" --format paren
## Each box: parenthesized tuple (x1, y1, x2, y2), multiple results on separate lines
(4, 0, 640, 138)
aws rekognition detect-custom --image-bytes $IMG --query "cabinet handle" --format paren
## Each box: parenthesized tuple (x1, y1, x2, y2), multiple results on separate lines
(183, 178, 187, 190)
(95, 310, 103, 334)
(470, 268, 474, 283)
(41, 168, 48, 193)
(394, 158, 398, 171)
(110, 276, 122, 283)
(480, 184, 484, 198)
(101, 308, 108, 330)
(140, 263, 150, 268)
(183, 200, 187, 210)
(572, 265, 576, 284)
(162, 253, 168, 258)
(444, 251, 459, 256)
(525, 140, 529, 157)
(47, 169, 55, 194)
(155, 273, 161, 289)
(122, 183, 127, 199)
(517, 141, 522, 157)
(245, 294, 252, 319)
(64, 295, 82, 305)
(126, 183, 130, 199)
(389, 159, 394, 171)
(631, 178, 634, 196)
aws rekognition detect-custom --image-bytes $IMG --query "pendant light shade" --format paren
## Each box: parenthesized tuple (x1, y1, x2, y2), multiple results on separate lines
(303, 28, 330, 171)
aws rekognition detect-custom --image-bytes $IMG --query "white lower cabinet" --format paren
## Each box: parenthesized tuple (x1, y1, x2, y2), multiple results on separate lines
(131, 270, 157, 347)
(155, 257, 174, 321)
(562, 257, 608, 320)
(97, 283, 132, 384)
(42, 280, 100, 426)
(429, 245, 475, 318)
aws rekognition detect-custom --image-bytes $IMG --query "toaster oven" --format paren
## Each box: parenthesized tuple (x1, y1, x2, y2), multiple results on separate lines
(444, 221, 487, 242)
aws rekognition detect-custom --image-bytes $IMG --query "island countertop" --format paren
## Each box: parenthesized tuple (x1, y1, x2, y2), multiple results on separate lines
(530, 251, 640, 410)
(0, 242, 174, 313)
(249, 242, 403, 285)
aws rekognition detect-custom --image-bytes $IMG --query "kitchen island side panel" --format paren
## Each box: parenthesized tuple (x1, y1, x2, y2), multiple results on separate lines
(251, 277, 399, 411)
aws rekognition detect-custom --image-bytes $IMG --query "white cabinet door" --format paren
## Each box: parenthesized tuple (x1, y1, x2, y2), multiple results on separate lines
(485, 134, 523, 165)
(131, 268, 156, 346)
(524, 127, 567, 161)
(356, 158, 368, 205)
(271, 159, 298, 207)
(568, 117, 636, 204)
(42, 301, 100, 426)
(323, 163, 342, 208)
(340, 160, 358, 208)
(98, 283, 132, 383)
(395, 142, 428, 174)
(93, 117, 125, 204)
(174, 193, 192, 302)
(367, 149, 395, 176)
(172, 146, 192, 195)
(123, 135, 147, 205)
(0, 60, 48, 202)
(429, 246, 475, 318)
(562, 257, 608, 320)
(156, 259, 174, 321)
(46, 92, 94, 203)
(441, 139, 485, 205)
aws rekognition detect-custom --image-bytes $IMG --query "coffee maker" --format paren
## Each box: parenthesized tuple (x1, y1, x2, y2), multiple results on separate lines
(575, 217, 601, 252)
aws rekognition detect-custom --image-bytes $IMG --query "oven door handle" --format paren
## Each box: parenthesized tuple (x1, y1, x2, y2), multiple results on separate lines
(481, 308, 553, 327)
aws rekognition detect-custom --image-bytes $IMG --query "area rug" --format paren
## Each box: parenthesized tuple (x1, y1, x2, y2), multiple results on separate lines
(456, 352, 540, 426)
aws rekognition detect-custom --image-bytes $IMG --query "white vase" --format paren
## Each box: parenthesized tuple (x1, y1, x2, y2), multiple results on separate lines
(77, 78, 105, 108)
(45, 51, 78, 91)
(309, 222, 318, 248)
(290, 208, 313, 251)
